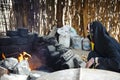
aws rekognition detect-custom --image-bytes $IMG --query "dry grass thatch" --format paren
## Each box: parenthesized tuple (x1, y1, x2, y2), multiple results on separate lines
(0, 0, 120, 41)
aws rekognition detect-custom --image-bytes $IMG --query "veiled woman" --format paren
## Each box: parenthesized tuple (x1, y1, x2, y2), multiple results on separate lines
(86, 21, 120, 72)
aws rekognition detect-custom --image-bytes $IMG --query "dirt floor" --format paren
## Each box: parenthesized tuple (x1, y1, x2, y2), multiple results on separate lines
(72, 49, 89, 62)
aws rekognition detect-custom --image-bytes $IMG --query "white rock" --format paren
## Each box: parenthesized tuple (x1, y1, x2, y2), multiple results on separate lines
(0, 74, 28, 80)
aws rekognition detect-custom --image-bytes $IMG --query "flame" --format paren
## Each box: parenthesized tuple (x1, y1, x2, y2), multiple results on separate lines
(2, 53, 6, 59)
(18, 52, 31, 62)
(18, 53, 24, 62)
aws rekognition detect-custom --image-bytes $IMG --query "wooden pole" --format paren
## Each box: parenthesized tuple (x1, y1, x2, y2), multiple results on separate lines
(56, 0, 65, 28)
(83, 0, 88, 37)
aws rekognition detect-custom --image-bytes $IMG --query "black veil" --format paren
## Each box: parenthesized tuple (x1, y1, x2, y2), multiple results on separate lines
(88, 21, 120, 72)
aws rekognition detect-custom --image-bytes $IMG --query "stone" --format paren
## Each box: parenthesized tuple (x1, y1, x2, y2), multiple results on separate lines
(0, 74, 28, 80)
(17, 28, 28, 37)
(6, 31, 18, 37)
(13, 60, 31, 75)
(0, 66, 8, 77)
(47, 45, 56, 53)
(1, 57, 18, 70)
(29, 70, 49, 80)
(0, 36, 12, 46)
(48, 26, 57, 37)
(50, 52, 60, 58)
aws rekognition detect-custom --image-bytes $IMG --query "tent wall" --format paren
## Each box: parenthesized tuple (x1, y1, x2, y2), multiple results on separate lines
(0, 0, 120, 41)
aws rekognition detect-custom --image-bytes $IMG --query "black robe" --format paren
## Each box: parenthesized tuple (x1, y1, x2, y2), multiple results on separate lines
(88, 21, 120, 72)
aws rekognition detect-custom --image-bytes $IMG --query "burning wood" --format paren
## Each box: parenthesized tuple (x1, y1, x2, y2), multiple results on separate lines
(0, 66, 8, 77)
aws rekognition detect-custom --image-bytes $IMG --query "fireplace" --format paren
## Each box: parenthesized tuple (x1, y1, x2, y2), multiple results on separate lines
(0, 28, 48, 71)
(0, 28, 87, 80)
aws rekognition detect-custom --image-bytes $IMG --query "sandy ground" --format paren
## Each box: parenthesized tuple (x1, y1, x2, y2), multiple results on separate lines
(72, 49, 89, 62)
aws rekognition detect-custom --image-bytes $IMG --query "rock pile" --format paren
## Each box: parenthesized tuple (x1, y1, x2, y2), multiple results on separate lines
(0, 28, 38, 59)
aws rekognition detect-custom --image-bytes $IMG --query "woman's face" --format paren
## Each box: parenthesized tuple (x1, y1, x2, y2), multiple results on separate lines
(87, 23, 94, 41)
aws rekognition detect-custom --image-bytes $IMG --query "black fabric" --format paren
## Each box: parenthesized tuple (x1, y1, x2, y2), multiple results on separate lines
(88, 21, 120, 72)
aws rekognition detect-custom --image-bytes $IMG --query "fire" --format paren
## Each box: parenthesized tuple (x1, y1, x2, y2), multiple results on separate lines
(18, 51, 31, 62)
(1, 52, 44, 70)
(2, 53, 6, 59)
